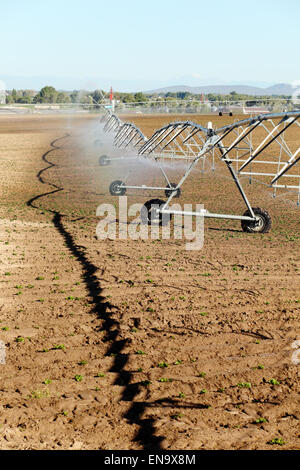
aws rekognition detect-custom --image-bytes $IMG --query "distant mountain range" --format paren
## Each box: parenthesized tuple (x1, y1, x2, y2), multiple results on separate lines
(1, 75, 298, 96)
(145, 83, 296, 96)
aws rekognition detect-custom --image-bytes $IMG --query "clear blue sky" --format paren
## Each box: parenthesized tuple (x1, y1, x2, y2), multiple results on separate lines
(0, 0, 299, 91)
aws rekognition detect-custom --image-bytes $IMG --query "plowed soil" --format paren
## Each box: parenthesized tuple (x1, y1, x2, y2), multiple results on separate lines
(0, 113, 299, 450)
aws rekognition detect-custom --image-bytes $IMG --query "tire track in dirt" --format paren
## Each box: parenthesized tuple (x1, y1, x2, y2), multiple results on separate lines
(26, 132, 164, 449)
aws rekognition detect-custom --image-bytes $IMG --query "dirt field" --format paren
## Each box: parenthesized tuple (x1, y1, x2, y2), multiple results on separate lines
(0, 113, 299, 450)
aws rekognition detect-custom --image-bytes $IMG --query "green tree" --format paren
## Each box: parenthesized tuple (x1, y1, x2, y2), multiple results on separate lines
(134, 92, 147, 103)
(90, 89, 103, 104)
(122, 93, 135, 103)
(17, 90, 33, 104)
(34, 86, 58, 103)
(56, 92, 71, 103)
(6, 94, 14, 104)
(176, 92, 191, 100)
(79, 93, 92, 104)
(11, 89, 17, 102)
(70, 90, 79, 103)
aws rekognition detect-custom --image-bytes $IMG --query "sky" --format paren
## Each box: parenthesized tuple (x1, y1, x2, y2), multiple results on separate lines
(0, 0, 299, 91)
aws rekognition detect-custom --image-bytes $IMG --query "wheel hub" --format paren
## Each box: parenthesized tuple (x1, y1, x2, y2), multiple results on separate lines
(253, 215, 264, 231)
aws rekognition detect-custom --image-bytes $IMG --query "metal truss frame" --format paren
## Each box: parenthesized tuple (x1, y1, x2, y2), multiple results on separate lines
(103, 111, 300, 230)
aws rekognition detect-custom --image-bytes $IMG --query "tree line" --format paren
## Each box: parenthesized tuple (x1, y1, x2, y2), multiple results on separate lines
(5, 87, 149, 105)
(4, 86, 293, 105)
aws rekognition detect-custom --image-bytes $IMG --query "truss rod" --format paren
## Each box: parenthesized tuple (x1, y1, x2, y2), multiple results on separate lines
(239, 116, 299, 172)
(271, 148, 300, 184)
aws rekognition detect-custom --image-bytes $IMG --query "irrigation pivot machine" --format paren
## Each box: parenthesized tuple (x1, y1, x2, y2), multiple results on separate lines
(97, 114, 147, 166)
(101, 110, 300, 233)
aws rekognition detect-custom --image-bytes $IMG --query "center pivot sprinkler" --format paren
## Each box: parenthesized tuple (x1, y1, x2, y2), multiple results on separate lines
(101, 110, 300, 233)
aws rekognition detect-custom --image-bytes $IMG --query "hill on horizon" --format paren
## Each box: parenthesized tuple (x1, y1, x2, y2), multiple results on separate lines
(145, 83, 296, 96)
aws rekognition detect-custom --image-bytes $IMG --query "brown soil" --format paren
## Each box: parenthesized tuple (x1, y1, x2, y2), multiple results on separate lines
(0, 113, 299, 450)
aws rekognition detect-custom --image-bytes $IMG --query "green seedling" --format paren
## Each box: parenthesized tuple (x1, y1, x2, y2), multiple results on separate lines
(237, 382, 251, 388)
(28, 389, 50, 399)
(254, 417, 267, 424)
(171, 413, 183, 420)
(268, 378, 280, 385)
(141, 380, 151, 387)
(53, 344, 65, 351)
(74, 375, 83, 382)
(16, 337, 25, 343)
(267, 438, 285, 446)
(158, 362, 168, 368)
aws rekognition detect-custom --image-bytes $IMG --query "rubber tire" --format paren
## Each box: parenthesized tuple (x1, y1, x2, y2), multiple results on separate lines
(99, 155, 110, 166)
(109, 180, 126, 196)
(165, 183, 181, 198)
(241, 207, 272, 233)
(140, 199, 171, 226)
(219, 112, 223, 116)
